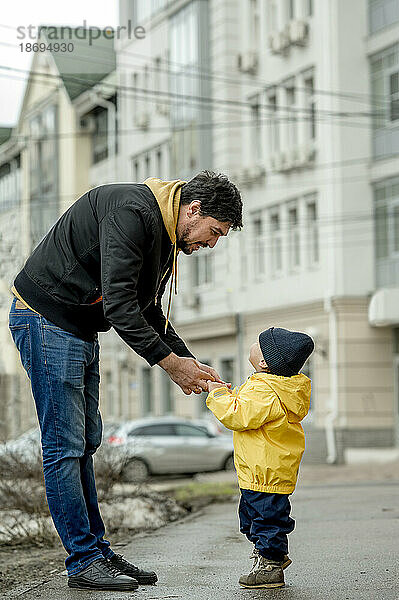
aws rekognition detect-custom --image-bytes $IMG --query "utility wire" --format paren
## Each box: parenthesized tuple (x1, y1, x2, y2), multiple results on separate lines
(0, 64, 384, 121)
(0, 25, 390, 107)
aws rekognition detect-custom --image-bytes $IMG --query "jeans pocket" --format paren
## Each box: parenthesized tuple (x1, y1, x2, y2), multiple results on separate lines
(9, 324, 32, 375)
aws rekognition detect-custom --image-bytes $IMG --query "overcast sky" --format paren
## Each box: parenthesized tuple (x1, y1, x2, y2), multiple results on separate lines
(0, 1, 118, 126)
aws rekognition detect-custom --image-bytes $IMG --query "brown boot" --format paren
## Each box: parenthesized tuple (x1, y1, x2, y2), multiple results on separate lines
(250, 547, 291, 570)
(239, 555, 284, 589)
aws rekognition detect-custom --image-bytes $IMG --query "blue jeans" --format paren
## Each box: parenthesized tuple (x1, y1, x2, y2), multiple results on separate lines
(238, 489, 295, 561)
(9, 297, 114, 575)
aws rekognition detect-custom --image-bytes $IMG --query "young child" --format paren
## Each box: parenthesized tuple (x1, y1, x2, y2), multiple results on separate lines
(206, 327, 314, 589)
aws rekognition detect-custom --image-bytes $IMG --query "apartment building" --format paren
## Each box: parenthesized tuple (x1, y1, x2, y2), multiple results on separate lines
(367, 0, 399, 451)
(114, 0, 398, 462)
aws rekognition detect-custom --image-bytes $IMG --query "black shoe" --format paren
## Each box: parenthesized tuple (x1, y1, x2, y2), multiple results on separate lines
(68, 557, 139, 591)
(109, 553, 158, 585)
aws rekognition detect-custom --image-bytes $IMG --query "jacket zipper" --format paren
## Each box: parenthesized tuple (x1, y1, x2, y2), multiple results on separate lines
(142, 244, 174, 312)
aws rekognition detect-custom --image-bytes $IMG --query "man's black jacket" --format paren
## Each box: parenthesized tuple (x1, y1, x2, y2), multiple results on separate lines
(14, 183, 193, 365)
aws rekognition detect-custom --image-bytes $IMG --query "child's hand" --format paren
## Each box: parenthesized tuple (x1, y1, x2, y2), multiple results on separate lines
(206, 380, 230, 392)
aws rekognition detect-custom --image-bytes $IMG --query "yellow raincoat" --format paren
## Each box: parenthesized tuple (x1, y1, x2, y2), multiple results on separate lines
(206, 373, 311, 494)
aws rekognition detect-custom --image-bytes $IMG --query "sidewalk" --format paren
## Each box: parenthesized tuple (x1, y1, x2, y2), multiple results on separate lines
(7, 479, 398, 600)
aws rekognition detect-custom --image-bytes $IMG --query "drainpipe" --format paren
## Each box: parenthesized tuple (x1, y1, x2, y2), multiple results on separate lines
(323, 0, 339, 464)
(324, 295, 339, 464)
(89, 92, 117, 181)
(236, 312, 245, 382)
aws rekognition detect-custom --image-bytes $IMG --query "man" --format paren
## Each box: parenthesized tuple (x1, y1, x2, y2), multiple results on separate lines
(9, 170, 243, 591)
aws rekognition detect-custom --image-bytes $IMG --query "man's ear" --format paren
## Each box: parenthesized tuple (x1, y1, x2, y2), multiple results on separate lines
(259, 359, 268, 370)
(188, 200, 201, 217)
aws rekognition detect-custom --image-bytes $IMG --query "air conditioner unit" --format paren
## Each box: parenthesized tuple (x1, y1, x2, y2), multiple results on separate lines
(248, 165, 266, 181)
(270, 151, 286, 172)
(286, 147, 299, 169)
(240, 167, 251, 182)
(305, 143, 316, 163)
(78, 115, 96, 133)
(297, 143, 316, 166)
(268, 31, 289, 55)
(135, 112, 150, 130)
(287, 19, 308, 46)
(183, 292, 200, 310)
(156, 102, 170, 117)
(237, 51, 259, 74)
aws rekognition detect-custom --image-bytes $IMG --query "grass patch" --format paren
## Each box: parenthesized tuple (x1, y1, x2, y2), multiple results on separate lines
(172, 481, 238, 504)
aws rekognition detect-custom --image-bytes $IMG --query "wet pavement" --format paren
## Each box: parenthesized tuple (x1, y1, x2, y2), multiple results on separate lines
(7, 479, 398, 600)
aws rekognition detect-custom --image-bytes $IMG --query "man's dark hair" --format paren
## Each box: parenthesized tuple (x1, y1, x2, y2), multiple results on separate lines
(180, 170, 243, 230)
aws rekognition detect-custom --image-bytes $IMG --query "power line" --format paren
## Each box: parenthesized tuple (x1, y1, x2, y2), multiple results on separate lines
(0, 68, 380, 142)
(0, 64, 384, 122)
(0, 177, 385, 209)
(0, 24, 390, 107)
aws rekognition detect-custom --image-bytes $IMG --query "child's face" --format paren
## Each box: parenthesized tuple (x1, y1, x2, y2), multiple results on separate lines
(249, 342, 268, 372)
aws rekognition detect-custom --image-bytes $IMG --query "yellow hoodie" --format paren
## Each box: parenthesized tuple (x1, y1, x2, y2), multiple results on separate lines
(144, 177, 186, 331)
(206, 372, 311, 494)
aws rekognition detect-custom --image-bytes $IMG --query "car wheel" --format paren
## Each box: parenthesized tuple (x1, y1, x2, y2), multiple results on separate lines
(223, 454, 235, 471)
(122, 458, 149, 483)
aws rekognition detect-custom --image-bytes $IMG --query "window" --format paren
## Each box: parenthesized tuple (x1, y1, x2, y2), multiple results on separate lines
(161, 369, 173, 414)
(288, 0, 295, 20)
(132, 424, 174, 436)
(270, 210, 283, 275)
(0, 155, 20, 213)
(154, 57, 161, 93)
(169, 1, 209, 178)
(253, 213, 265, 275)
(29, 104, 58, 249)
(249, 0, 260, 50)
(306, 197, 319, 266)
(135, 0, 168, 23)
(288, 204, 300, 270)
(145, 153, 151, 176)
(285, 81, 297, 148)
(369, 0, 399, 34)
(133, 159, 140, 182)
(376, 202, 389, 259)
(267, 89, 280, 155)
(370, 44, 399, 159)
(132, 142, 169, 184)
(220, 358, 235, 384)
(193, 254, 213, 287)
(105, 371, 114, 417)
(170, 3, 199, 126)
(132, 72, 139, 121)
(390, 72, 399, 121)
(250, 94, 262, 162)
(374, 177, 399, 287)
(301, 357, 313, 414)
(304, 73, 316, 140)
(175, 424, 208, 437)
(142, 367, 153, 415)
(92, 107, 108, 164)
(197, 359, 211, 415)
(267, 0, 278, 32)
(156, 148, 163, 177)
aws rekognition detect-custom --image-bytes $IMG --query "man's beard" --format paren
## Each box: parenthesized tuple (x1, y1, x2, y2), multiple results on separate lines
(176, 222, 195, 255)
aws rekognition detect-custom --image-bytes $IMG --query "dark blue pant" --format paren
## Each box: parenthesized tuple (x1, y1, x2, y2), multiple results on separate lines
(238, 489, 295, 561)
(9, 297, 113, 575)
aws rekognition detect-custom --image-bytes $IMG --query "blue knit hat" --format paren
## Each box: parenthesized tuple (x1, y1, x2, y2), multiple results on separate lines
(258, 327, 314, 377)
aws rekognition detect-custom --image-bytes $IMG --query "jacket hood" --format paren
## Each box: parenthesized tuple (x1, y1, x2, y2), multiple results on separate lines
(144, 177, 186, 244)
(251, 372, 311, 423)
(143, 177, 186, 333)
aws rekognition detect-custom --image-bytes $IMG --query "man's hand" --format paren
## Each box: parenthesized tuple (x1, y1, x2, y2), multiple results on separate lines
(195, 361, 224, 384)
(206, 380, 229, 393)
(159, 353, 218, 395)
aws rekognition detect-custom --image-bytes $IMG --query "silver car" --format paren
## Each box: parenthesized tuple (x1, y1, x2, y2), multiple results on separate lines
(104, 416, 234, 482)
